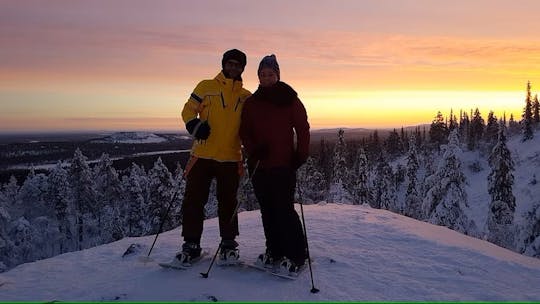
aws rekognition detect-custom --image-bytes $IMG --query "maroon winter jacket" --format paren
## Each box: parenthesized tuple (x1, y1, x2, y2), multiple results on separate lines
(240, 81, 310, 169)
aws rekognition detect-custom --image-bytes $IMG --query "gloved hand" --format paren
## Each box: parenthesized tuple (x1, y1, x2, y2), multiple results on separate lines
(186, 119, 210, 140)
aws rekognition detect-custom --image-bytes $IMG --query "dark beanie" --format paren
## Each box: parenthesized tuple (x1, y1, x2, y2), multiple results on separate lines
(258, 54, 280, 80)
(222, 49, 247, 69)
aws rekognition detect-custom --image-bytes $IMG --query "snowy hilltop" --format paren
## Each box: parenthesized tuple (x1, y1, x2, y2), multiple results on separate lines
(92, 132, 168, 144)
(1, 203, 539, 302)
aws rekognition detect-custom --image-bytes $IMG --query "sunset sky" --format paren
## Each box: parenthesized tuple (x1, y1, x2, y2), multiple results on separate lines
(2, 0, 540, 133)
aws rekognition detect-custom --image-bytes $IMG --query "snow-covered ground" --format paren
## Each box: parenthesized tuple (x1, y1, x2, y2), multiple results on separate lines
(1, 203, 539, 302)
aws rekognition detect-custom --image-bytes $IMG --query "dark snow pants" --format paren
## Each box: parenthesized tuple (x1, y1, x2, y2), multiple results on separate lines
(181, 158, 240, 244)
(251, 167, 307, 264)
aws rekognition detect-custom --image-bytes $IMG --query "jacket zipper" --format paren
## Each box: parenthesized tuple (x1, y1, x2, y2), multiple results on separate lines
(220, 92, 226, 108)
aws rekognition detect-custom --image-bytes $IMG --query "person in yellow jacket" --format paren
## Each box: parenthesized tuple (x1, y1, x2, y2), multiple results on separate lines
(170, 49, 251, 266)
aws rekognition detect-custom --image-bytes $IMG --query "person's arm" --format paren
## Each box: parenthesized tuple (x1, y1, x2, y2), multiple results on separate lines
(292, 98, 310, 167)
(182, 81, 210, 140)
(239, 100, 254, 156)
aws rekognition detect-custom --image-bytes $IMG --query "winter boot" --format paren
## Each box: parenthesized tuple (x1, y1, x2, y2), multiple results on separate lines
(170, 242, 201, 266)
(278, 257, 305, 276)
(219, 239, 239, 263)
(255, 248, 276, 269)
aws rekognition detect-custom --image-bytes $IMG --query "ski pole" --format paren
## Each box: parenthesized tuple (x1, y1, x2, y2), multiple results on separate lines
(200, 240, 222, 278)
(297, 183, 320, 294)
(200, 159, 260, 278)
(140, 171, 185, 262)
(229, 159, 260, 223)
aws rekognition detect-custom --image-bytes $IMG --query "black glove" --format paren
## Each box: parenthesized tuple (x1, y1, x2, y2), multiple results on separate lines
(186, 118, 210, 140)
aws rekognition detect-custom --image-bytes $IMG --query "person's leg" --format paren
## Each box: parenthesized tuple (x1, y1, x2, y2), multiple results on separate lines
(181, 158, 213, 252)
(274, 168, 307, 265)
(251, 168, 282, 259)
(215, 161, 240, 242)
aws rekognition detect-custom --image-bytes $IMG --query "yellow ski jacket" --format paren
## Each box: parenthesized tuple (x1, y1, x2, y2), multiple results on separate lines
(182, 72, 251, 162)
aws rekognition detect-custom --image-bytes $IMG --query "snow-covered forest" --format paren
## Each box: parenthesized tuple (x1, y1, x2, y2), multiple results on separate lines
(1, 83, 539, 273)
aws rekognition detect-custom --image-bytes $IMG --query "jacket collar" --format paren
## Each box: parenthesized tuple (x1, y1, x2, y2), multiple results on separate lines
(215, 71, 243, 90)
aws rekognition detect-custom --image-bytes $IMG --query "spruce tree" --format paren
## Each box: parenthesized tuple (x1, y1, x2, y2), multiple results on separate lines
(2, 176, 19, 210)
(7, 218, 34, 266)
(518, 203, 540, 258)
(0, 192, 12, 272)
(121, 163, 148, 236)
(404, 135, 422, 219)
(384, 129, 402, 158)
(69, 148, 98, 250)
(484, 111, 499, 148)
(147, 157, 176, 233)
(533, 94, 540, 126)
(423, 130, 477, 235)
(459, 110, 470, 145)
(486, 121, 516, 249)
(522, 81, 534, 141)
(429, 111, 449, 147)
(469, 108, 485, 150)
(46, 162, 75, 253)
(328, 129, 353, 203)
(351, 148, 371, 206)
(17, 168, 49, 220)
(93, 153, 124, 242)
(297, 157, 327, 204)
(508, 113, 520, 135)
(372, 155, 396, 211)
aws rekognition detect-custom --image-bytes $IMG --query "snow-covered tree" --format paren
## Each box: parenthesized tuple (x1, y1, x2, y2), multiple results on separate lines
(351, 148, 371, 206)
(7, 218, 34, 266)
(46, 162, 75, 253)
(533, 94, 540, 126)
(429, 111, 448, 147)
(508, 113, 520, 135)
(121, 163, 149, 236)
(2, 176, 19, 213)
(484, 111, 499, 148)
(404, 135, 423, 219)
(204, 180, 219, 219)
(0, 195, 11, 272)
(31, 216, 61, 260)
(522, 81, 534, 141)
(469, 108, 485, 150)
(384, 129, 402, 158)
(423, 130, 477, 235)
(372, 155, 396, 211)
(93, 153, 124, 242)
(169, 163, 187, 224)
(519, 203, 540, 258)
(69, 148, 98, 250)
(328, 129, 353, 204)
(486, 122, 516, 249)
(147, 157, 176, 233)
(18, 167, 49, 220)
(297, 157, 326, 204)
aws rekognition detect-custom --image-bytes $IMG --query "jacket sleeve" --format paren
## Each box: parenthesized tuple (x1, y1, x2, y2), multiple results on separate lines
(181, 81, 207, 125)
(292, 98, 310, 162)
(239, 100, 255, 157)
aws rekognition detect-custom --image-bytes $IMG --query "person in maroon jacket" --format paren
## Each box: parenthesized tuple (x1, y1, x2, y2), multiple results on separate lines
(239, 54, 310, 275)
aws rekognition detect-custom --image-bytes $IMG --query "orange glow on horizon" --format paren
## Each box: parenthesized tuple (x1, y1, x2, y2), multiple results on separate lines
(2, 2, 540, 132)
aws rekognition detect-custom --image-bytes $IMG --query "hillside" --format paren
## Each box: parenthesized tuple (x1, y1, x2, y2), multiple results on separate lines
(1, 204, 539, 302)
